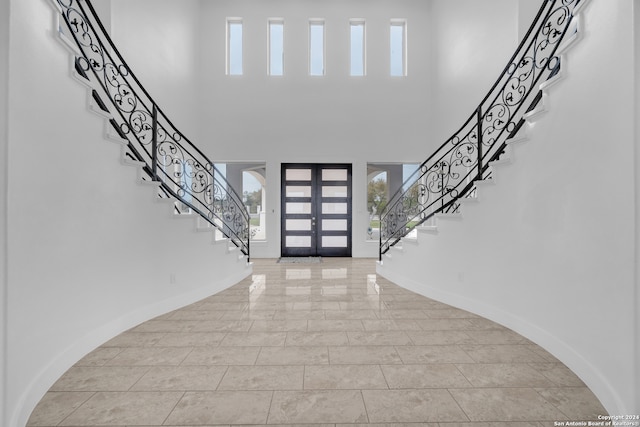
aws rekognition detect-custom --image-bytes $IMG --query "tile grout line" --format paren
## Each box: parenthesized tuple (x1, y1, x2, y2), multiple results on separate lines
(445, 387, 473, 423)
(377, 363, 392, 390)
(302, 364, 306, 390)
(160, 390, 186, 427)
(126, 366, 153, 391)
(530, 385, 574, 420)
(215, 365, 231, 391)
(264, 389, 275, 425)
(451, 362, 476, 388)
(51, 391, 96, 427)
(177, 346, 196, 367)
(359, 389, 371, 424)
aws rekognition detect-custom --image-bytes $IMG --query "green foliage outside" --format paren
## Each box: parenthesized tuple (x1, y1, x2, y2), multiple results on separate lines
(367, 177, 387, 217)
(243, 189, 262, 214)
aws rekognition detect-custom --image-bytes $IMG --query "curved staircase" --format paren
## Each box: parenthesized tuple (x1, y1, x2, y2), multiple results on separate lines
(51, 0, 250, 261)
(379, 0, 587, 259)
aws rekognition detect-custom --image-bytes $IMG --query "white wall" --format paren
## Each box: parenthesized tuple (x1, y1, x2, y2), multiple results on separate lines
(111, 0, 201, 138)
(1, 0, 10, 423)
(98, 0, 557, 255)
(378, 0, 639, 414)
(204, 0, 517, 257)
(428, 0, 520, 144)
(5, 1, 251, 426)
(634, 0, 640, 407)
(196, 0, 431, 160)
(518, 0, 543, 40)
(197, 0, 432, 258)
(110, 0, 523, 258)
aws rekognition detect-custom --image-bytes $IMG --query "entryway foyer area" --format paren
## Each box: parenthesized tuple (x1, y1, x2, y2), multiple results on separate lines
(28, 258, 606, 426)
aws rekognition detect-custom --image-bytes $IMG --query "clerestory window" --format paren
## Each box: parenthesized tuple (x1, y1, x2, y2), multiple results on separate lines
(350, 20, 365, 76)
(309, 20, 325, 76)
(390, 20, 407, 76)
(227, 19, 243, 75)
(269, 19, 284, 76)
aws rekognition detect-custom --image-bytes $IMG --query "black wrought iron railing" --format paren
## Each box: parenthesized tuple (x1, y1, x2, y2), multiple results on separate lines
(54, 0, 250, 259)
(379, 0, 581, 260)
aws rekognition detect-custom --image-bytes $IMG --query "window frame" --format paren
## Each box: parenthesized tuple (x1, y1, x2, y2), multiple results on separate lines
(349, 19, 366, 77)
(268, 18, 285, 76)
(309, 19, 326, 76)
(390, 19, 407, 77)
(226, 18, 243, 76)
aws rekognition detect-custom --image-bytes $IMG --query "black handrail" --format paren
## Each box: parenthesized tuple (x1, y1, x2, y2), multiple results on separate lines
(54, 0, 250, 259)
(379, 0, 581, 260)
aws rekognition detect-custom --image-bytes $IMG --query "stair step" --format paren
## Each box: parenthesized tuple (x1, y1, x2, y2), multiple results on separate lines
(523, 93, 548, 122)
(488, 146, 513, 167)
(435, 212, 463, 221)
(506, 123, 531, 145)
(52, 13, 81, 56)
(417, 225, 438, 234)
(140, 179, 161, 188)
(122, 149, 142, 164)
(156, 195, 175, 204)
(401, 236, 419, 246)
(195, 217, 215, 231)
(555, 11, 584, 56)
(106, 120, 129, 145)
(73, 57, 90, 81)
(459, 195, 479, 205)
(474, 179, 495, 188)
(123, 158, 145, 168)
(91, 90, 110, 114)
(173, 212, 196, 220)
(540, 71, 565, 92)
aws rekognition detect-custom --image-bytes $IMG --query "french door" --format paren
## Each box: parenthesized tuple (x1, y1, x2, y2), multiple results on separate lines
(281, 164, 352, 257)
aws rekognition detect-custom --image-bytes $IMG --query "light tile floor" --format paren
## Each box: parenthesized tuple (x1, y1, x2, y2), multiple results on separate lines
(28, 258, 608, 426)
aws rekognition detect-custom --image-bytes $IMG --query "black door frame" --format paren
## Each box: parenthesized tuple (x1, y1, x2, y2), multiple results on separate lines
(281, 163, 352, 257)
